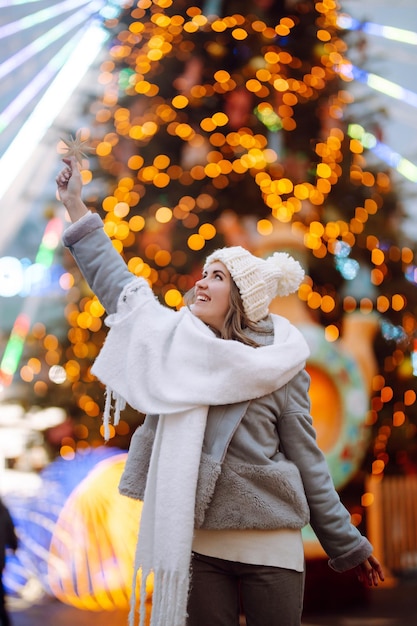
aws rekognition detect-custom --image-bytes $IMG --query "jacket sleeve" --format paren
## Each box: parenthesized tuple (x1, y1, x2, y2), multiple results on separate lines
(277, 369, 373, 572)
(62, 212, 134, 314)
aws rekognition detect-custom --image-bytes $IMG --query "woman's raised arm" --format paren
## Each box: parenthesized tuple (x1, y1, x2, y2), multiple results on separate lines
(56, 156, 89, 223)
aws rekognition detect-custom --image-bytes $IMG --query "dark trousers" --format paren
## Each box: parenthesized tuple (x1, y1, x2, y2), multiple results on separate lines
(187, 552, 305, 626)
(0, 577, 11, 626)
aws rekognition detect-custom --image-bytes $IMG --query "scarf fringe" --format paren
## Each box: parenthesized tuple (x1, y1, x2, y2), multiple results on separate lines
(103, 386, 126, 441)
(129, 568, 190, 626)
(151, 570, 189, 626)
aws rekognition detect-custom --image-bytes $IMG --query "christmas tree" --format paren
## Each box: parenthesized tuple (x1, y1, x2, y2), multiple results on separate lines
(5, 1, 417, 493)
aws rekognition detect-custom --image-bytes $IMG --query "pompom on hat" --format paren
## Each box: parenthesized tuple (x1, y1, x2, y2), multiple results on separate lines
(203, 246, 305, 323)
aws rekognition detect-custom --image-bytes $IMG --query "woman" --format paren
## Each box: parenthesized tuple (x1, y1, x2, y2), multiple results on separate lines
(57, 156, 384, 626)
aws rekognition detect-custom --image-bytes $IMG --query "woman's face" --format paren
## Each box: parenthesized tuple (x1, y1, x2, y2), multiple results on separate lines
(191, 261, 232, 332)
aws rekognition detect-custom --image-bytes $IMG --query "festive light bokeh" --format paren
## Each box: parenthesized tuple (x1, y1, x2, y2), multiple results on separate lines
(59, 0, 416, 486)
(1, 0, 417, 582)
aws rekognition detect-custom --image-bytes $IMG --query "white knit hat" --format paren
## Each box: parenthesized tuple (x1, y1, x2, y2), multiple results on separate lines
(203, 246, 305, 322)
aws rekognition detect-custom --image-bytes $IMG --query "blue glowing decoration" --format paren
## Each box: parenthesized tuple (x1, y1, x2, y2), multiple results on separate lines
(334, 240, 351, 258)
(334, 240, 360, 280)
(0, 256, 65, 298)
(3, 447, 124, 598)
(380, 320, 407, 343)
(336, 257, 360, 280)
(405, 265, 417, 285)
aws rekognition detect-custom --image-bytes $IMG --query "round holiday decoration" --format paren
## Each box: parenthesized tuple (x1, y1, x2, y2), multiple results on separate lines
(301, 324, 370, 491)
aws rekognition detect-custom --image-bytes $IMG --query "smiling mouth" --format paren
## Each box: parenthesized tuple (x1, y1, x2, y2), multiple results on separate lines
(196, 295, 210, 302)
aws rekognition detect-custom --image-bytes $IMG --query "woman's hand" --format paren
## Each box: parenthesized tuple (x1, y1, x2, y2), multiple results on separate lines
(56, 156, 88, 222)
(354, 554, 385, 587)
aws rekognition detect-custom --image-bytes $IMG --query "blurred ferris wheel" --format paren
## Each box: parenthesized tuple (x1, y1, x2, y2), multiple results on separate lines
(339, 0, 417, 237)
(0, 0, 123, 204)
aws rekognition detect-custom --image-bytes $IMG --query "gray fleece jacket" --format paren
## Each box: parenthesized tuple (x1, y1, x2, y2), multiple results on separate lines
(62, 211, 373, 573)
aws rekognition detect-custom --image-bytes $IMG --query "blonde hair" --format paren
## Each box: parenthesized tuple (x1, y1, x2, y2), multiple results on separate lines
(184, 279, 262, 347)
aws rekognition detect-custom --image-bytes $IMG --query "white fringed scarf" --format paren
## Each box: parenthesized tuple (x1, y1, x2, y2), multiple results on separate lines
(91, 278, 309, 626)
